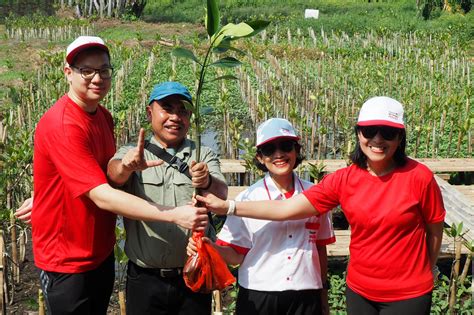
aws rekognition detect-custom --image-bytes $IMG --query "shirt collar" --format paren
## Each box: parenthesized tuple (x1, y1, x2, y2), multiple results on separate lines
(263, 172, 304, 200)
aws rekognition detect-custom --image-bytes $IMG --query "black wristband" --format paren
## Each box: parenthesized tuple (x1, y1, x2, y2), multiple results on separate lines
(322, 281, 330, 290)
(203, 174, 212, 190)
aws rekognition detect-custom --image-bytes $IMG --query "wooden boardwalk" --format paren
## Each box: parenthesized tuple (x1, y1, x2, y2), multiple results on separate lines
(327, 230, 468, 257)
(435, 176, 474, 242)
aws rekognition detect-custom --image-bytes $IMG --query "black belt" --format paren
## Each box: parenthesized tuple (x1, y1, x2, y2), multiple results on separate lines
(156, 268, 183, 278)
(132, 262, 183, 278)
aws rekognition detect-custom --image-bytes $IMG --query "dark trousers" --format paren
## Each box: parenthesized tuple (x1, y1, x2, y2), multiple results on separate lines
(39, 252, 115, 315)
(345, 286, 432, 315)
(236, 285, 322, 315)
(125, 261, 212, 315)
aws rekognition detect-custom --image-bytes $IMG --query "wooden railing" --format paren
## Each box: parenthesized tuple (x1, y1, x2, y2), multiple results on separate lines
(221, 158, 474, 199)
(221, 158, 474, 174)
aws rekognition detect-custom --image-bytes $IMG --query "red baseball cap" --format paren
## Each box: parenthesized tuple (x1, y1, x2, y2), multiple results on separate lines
(66, 36, 109, 65)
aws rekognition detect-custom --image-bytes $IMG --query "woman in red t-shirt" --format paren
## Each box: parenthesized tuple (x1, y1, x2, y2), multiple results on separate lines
(197, 96, 445, 315)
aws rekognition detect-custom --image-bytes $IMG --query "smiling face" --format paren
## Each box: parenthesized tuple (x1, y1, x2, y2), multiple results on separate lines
(256, 139, 297, 180)
(357, 126, 402, 172)
(65, 49, 111, 112)
(147, 95, 192, 148)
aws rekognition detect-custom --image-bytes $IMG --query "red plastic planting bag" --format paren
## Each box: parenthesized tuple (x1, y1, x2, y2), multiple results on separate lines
(183, 232, 236, 293)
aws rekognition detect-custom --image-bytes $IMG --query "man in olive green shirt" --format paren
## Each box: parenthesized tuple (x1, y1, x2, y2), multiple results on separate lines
(107, 82, 228, 315)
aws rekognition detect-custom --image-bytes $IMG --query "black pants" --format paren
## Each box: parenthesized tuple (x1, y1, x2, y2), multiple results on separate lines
(236, 285, 322, 315)
(125, 261, 212, 315)
(345, 286, 432, 315)
(39, 252, 115, 315)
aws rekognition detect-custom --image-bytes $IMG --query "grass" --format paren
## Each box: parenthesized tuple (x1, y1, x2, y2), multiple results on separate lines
(141, 0, 474, 54)
(95, 20, 200, 42)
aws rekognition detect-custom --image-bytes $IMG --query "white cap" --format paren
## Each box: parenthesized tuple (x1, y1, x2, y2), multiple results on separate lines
(256, 118, 299, 147)
(66, 36, 109, 65)
(357, 96, 405, 129)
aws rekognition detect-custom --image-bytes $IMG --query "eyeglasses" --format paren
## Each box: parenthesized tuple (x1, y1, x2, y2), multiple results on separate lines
(258, 140, 296, 156)
(358, 126, 401, 141)
(70, 66, 113, 80)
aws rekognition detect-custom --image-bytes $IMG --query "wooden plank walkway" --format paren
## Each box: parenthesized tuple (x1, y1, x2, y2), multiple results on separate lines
(220, 158, 474, 174)
(453, 185, 474, 203)
(435, 176, 474, 242)
(328, 230, 469, 257)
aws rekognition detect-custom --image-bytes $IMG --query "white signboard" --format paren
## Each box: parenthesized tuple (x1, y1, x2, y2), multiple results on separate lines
(305, 9, 319, 19)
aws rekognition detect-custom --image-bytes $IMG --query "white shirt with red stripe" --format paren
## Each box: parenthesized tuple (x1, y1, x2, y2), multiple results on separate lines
(217, 172, 335, 291)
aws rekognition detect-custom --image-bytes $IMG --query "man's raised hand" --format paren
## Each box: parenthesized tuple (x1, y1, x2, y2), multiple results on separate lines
(122, 128, 163, 171)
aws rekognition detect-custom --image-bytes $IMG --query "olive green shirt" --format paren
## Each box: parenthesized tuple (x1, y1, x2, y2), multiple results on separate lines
(112, 137, 225, 268)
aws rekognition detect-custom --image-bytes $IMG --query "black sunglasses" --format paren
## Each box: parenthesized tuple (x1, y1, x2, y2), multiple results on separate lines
(358, 126, 401, 141)
(258, 140, 296, 156)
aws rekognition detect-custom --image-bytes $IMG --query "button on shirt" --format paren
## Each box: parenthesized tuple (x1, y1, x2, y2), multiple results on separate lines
(217, 173, 336, 291)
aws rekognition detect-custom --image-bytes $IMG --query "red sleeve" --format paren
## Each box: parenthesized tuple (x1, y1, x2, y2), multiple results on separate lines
(216, 239, 250, 255)
(48, 124, 108, 198)
(316, 236, 336, 246)
(302, 171, 342, 215)
(420, 177, 446, 224)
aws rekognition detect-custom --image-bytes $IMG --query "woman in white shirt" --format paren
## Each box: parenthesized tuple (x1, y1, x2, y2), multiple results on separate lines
(188, 118, 335, 315)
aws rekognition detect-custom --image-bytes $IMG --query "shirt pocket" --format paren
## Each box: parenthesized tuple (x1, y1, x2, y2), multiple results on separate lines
(137, 168, 164, 201)
(172, 171, 191, 187)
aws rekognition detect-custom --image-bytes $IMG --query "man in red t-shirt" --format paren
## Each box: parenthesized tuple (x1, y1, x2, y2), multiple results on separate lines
(23, 36, 209, 314)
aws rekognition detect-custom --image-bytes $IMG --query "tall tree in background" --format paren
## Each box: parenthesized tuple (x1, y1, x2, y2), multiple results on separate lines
(419, 0, 471, 19)
(56, 0, 147, 18)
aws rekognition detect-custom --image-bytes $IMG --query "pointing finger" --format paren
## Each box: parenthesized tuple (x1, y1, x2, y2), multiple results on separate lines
(137, 128, 145, 157)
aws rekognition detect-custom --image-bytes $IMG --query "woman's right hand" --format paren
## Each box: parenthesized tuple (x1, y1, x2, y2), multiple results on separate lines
(195, 193, 229, 215)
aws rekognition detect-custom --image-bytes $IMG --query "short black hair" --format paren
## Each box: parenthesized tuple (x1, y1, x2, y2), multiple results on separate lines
(349, 126, 407, 169)
(70, 47, 111, 66)
(254, 141, 304, 172)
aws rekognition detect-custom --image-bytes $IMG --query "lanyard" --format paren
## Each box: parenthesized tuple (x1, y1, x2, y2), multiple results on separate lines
(263, 174, 304, 200)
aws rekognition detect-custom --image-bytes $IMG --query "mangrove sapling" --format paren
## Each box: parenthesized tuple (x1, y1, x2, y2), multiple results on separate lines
(171, 0, 268, 309)
(172, 0, 268, 162)
(444, 222, 466, 314)
(459, 240, 473, 284)
(0, 231, 5, 312)
(38, 289, 45, 315)
(114, 224, 128, 315)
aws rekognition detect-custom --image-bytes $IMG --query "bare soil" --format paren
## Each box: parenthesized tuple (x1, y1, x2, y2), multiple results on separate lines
(3, 228, 121, 314)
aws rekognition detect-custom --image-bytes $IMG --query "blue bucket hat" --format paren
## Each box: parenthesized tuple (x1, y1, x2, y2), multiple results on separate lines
(148, 82, 193, 105)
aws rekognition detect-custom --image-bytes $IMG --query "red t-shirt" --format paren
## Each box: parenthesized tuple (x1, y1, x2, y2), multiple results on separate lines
(32, 94, 117, 273)
(303, 159, 445, 302)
